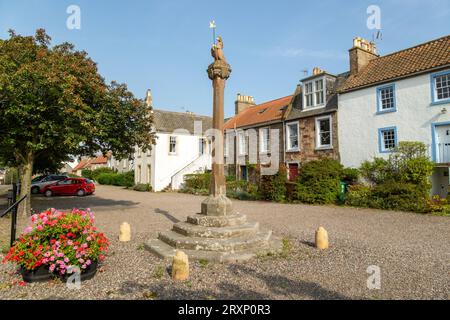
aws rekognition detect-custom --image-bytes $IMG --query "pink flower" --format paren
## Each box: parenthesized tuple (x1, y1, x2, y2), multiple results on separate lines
(64, 257, 69, 263)
(49, 264, 56, 272)
(37, 225, 44, 231)
(81, 264, 87, 269)
(78, 258, 84, 264)
(24, 227, 33, 234)
(86, 260, 92, 266)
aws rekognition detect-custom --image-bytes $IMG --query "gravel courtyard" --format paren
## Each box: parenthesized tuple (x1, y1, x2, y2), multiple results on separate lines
(0, 185, 449, 300)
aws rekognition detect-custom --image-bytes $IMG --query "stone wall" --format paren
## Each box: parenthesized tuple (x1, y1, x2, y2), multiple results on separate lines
(285, 111, 340, 164)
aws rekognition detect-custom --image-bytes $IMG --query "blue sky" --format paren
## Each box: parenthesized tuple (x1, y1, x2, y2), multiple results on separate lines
(0, 0, 449, 117)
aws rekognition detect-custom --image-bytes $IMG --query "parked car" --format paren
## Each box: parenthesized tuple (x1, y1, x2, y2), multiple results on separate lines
(41, 178, 95, 197)
(30, 174, 69, 194)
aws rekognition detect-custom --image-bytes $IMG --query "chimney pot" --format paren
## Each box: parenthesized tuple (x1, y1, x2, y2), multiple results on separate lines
(349, 37, 379, 75)
(235, 94, 256, 115)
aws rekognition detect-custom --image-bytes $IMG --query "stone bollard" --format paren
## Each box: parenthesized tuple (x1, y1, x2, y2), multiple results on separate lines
(315, 227, 329, 250)
(172, 250, 189, 281)
(119, 222, 131, 242)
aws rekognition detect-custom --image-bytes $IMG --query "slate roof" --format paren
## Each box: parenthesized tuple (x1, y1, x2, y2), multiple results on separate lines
(340, 35, 450, 93)
(152, 109, 212, 134)
(286, 73, 349, 120)
(223, 96, 293, 130)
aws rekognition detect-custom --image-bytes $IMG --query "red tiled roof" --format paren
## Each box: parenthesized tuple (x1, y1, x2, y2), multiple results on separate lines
(90, 156, 108, 165)
(73, 159, 90, 171)
(224, 95, 293, 130)
(340, 35, 450, 92)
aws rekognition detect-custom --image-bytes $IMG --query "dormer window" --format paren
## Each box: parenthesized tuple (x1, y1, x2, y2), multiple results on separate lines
(303, 77, 326, 109)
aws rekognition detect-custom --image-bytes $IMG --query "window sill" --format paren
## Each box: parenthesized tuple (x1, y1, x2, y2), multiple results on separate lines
(431, 100, 450, 106)
(168, 153, 177, 156)
(286, 148, 300, 153)
(302, 105, 325, 111)
(315, 146, 333, 151)
(376, 108, 396, 115)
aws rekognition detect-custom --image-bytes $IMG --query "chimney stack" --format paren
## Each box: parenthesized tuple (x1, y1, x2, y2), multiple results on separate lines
(312, 67, 324, 75)
(349, 37, 379, 75)
(235, 93, 256, 115)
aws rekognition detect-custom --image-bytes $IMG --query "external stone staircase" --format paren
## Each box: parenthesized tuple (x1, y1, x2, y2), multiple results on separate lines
(145, 212, 281, 263)
(170, 154, 212, 191)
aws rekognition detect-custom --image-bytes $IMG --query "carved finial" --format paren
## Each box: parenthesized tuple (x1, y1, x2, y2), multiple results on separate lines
(145, 89, 153, 107)
(211, 36, 227, 63)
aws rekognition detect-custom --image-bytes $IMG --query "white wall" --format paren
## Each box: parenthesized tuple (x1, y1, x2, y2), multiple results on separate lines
(338, 70, 450, 168)
(134, 132, 210, 192)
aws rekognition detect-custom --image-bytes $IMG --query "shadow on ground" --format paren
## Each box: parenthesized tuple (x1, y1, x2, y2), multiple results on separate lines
(154, 208, 180, 223)
(118, 264, 355, 300)
(31, 195, 140, 212)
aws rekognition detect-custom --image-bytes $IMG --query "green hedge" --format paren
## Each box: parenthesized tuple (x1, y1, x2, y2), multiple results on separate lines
(133, 183, 152, 192)
(293, 159, 345, 205)
(97, 171, 134, 188)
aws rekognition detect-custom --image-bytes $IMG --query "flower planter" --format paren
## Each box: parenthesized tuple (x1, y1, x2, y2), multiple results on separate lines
(60, 261, 99, 283)
(20, 265, 54, 283)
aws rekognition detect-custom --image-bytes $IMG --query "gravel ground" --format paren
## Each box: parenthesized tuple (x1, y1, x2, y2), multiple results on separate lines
(0, 185, 449, 300)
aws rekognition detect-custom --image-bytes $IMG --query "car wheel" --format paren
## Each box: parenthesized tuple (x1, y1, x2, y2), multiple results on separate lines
(44, 190, 53, 197)
(77, 189, 86, 197)
(31, 186, 40, 194)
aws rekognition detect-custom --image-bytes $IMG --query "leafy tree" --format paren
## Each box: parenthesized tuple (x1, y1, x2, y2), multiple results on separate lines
(0, 29, 155, 215)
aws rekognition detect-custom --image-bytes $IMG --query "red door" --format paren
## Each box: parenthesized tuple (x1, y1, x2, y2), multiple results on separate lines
(288, 163, 299, 182)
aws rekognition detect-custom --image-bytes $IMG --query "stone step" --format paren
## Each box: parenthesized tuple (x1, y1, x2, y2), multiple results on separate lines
(158, 230, 272, 252)
(172, 222, 259, 239)
(187, 213, 247, 227)
(145, 238, 270, 263)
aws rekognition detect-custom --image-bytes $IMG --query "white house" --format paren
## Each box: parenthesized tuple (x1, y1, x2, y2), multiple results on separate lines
(134, 90, 212, 192)
(338, 35, 450, 197)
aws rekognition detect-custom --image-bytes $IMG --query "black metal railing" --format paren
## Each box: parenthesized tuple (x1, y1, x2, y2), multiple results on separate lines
(0, 183, 27, 247)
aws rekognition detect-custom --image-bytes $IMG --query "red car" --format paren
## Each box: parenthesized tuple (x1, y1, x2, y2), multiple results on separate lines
(41, 178, 95, 197)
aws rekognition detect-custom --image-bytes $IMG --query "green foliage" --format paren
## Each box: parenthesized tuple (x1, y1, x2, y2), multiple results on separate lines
(295, 178, 340, 205)
(0, 29, 155, 214)
(97, 173, 115, 185)
(361, 142, 434, 188)
(184, 173, 211, 190)
(259, 167, 287, 202)
(354, 142, 436, 213)
(97, 171, 134, 188)
(293, 159, 343, 205)
(81, 169, 94, 180)
(345, 185, 372, 208)
(342, 168, 360, 184)
(133, 183, 152, 192)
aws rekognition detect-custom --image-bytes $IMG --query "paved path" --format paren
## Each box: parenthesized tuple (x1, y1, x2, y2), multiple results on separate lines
(0, 185, 448, 300)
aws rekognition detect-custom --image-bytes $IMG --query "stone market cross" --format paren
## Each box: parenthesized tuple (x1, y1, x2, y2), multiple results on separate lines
(145, 36, 281, 263)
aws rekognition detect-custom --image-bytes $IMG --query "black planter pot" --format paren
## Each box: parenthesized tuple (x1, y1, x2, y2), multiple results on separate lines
(20, 265, 54, 283)
(20, 261, 99, 283)
(60, 261, 99, 283)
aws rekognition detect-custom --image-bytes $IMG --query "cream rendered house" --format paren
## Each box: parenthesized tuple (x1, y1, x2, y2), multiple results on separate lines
(338, 35, 450, 197)
(134, 91, 212, 192)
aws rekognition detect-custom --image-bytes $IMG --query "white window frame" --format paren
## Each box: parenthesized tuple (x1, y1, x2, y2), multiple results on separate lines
(259, 127, 270, 154)
(303, 77, 326, 110)
(315, 115, 333, 149)
(285, 121, 300, 152)
(238, 131, 248, 156)
(169, 136, 177, 155)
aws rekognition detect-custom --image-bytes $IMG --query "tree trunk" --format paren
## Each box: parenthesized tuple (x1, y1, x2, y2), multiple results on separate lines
(18, 150, 34, 217)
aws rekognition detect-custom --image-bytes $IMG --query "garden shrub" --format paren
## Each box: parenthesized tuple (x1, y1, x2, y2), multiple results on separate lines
(345, 185, 372, 208)
(356, 142, 436, 213)
(97, 173, 115, 185)
(133, 183, 152, 192)
(97, 171, 134, 187)
(293, 159, 343, 205)
(184, 173, 211, 190)
(81, 169, 94, 180)
(295, 178, 340, 205)
(259, 167, 287, 202)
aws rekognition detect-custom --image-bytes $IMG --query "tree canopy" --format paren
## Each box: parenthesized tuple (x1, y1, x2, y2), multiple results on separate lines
(0, 29, 155, 215)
